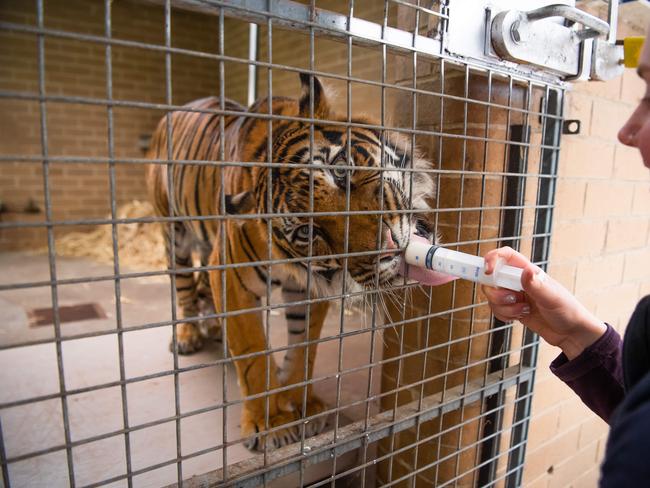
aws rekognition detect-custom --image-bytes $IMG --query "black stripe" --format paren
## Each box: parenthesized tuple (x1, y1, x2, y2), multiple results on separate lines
(239, 227, 270, 285)
(191, 114, 219, 160)
(285, 313, 306, 321)
(288, 329, 306, 335)
(193, 166, 210, 243)
(277, 133, 309, 162)
(320, 129, 342, 145)
(355, 144, 371, 162)
(226, 238, 254, 295)
(352, 130, 380, 146)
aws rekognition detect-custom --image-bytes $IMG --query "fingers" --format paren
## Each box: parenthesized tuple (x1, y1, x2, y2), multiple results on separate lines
(481, 285, 524, 305)
(483, 246, 532, 275)
(492, 303, 531, 322)
(481, 285, 530, 321)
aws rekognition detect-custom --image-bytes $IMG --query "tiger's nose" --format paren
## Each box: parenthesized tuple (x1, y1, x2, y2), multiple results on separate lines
(380, 229, 399, 258)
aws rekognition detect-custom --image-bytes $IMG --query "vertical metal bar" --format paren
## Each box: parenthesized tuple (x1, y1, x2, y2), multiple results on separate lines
(452, 63, 482, 487)
(381, 1, 406, 483)
(162, 1, 183, 484)
(218, 6, 229, 483)
(607, 0, 618, 44)
(357, 4, 381, 482)
(474, 70, 500, 484)
(431, 56, 447, 487)
(391, 0, 426, 483)
(299, 4, 316, 485)
(409, 2, 437, 484)
(263, 8, 274, 483)
(35, 1, 76, 486)
(505, 86, 563, 488)
(433, 62, 471, 488)
(330, 1, 354, 483)
(477, 73, 524, 486)
(104, 1, 133, 485)
(0, 418, 10, 487)
(247, 23, 258, 107)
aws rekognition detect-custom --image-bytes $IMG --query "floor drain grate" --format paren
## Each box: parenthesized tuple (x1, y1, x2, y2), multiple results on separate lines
(28, 303, 106, 326)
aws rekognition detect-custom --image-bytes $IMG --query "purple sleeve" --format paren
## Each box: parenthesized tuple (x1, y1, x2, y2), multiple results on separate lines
(549, 324, 624, 423)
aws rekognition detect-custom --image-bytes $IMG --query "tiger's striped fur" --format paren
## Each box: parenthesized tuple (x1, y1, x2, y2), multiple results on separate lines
(147, 74, 435, 451)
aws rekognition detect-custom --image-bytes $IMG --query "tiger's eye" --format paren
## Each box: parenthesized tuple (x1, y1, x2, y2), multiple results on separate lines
(332, 163, 347, 179)
(296, 225, 311, 239)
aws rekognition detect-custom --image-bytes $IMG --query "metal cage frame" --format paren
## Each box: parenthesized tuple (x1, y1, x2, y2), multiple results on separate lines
(0, 0, 572, 486)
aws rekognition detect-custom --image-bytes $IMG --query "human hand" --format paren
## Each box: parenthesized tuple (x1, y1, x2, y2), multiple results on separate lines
(481, 247, 607, 360)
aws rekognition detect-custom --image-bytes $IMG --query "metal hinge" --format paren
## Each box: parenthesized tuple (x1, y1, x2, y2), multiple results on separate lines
(490, 3, 623, 81)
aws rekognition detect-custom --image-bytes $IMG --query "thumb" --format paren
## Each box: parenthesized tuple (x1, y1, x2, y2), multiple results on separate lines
(521, 264, 552, 303)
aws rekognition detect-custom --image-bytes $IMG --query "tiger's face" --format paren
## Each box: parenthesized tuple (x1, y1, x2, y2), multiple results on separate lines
(261, 75, 435, 295)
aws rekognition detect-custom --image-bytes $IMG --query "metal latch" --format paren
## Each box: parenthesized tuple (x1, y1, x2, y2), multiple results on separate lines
(491, 4, 615, 78)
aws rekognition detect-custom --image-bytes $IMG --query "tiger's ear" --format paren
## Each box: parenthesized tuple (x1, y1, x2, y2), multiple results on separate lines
(224, 191, 255, 214)
(299, 73, 330, 120)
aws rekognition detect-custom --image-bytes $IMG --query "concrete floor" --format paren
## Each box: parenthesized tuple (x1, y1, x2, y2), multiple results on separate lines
(0, 253, 382, 488)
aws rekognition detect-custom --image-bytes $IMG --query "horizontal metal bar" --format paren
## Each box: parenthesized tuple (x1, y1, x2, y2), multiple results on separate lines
(149, 0, 564, 86)
(307, 388, 535, 488)
(2, 331, 530, 467)
(0, 89, 563, 151)
(0, 299, 511, 411)
(388, 0, 445, 19)
(0, 154, 560, 180)
(0, 20, 564, 121)
(0, 257, 551, 354)
(165, 365, 534, 488)
(0, 238, 551, 295)
(0, 203, 554, 231)
(76, 379, 533, 488)
(155, 0, 444, 55)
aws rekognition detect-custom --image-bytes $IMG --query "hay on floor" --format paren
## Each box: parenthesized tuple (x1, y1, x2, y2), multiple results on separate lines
(55, 200, 167, 271)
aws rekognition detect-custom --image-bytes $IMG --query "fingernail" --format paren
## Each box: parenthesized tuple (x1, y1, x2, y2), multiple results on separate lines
(534, 269, 547, 284)
(504, 295, 516, 304)
(521, 305, 531, 315)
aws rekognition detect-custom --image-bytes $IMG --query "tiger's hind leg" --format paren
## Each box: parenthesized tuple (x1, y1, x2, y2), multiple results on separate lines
(166, 222, 204, 354)
(278, 283, 330, 439)
(196, 247, 222, 343)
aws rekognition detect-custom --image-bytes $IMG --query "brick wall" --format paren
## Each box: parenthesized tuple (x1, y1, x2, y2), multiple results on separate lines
(0, 0, 395, 251)
(521, 7, 650, 487)
(0, 0, 248, 250)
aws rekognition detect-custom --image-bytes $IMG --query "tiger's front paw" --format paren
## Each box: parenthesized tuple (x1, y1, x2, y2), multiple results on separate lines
(169, 323, 204, 354)
(240, 403, 300, 451)
(302, 395, 328, 438)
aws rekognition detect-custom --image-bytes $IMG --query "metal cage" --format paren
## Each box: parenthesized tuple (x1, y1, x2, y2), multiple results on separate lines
(0, 0, 611, 487)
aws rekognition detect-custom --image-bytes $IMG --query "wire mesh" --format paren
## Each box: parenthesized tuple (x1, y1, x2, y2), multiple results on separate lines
(0, 0, 565, 486)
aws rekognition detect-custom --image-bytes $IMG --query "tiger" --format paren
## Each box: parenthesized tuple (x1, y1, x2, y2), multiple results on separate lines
(146, 74, 436, 451)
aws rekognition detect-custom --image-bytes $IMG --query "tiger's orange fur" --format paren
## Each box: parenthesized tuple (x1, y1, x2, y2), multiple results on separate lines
(147, 74, 435, 450)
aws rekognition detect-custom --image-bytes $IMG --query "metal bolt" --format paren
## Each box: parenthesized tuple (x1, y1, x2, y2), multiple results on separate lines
(510, 21, 521, 44)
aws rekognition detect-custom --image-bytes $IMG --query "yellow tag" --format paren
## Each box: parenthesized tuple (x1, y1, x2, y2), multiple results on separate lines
(624, 37, 645, 68)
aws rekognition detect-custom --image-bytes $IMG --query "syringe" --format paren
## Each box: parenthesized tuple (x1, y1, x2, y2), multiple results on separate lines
(404, 241, 523, 292)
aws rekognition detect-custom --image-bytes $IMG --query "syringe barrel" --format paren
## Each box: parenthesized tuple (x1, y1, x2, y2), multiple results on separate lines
(404, 241, 523, 292)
